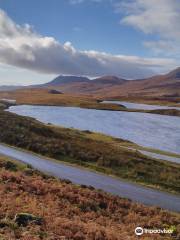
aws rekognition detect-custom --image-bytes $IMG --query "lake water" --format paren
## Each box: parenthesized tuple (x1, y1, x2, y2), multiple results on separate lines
(8, 105, 180, 154)
(102, 100, 180, 111)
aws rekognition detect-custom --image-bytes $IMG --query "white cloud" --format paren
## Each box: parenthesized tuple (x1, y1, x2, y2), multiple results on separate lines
(117, 0, 180, 56)
(144, 40, 180, 57)
(69, 0, 102, 4)
(69, 0, 85, 4)
(0, 8, 178, 81)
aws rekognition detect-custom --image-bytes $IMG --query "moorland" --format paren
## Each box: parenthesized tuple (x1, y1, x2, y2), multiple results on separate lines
(0, 155, 179, 239)
(0, 67, 180, 240)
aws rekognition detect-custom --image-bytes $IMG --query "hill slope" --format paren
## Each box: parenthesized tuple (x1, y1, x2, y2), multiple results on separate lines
(0, 155, 179, 239)
(37, 67, 180, 98)
(1, 68, 179, 99)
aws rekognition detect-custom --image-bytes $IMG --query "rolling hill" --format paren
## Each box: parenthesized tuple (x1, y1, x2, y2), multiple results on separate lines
(37, 67, 180, 98)
(0, 67, 180, 102)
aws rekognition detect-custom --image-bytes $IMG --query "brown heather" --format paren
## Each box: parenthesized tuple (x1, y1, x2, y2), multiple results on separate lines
(0, 156, 179, 240)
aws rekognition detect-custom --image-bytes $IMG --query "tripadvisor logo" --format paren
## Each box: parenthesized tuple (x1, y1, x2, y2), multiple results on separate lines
(135, 227, 143, 236)
(135, 226, 176, 236)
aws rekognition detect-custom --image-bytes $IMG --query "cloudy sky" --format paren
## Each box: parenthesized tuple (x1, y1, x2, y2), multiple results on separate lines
(0, 0, 179, 85)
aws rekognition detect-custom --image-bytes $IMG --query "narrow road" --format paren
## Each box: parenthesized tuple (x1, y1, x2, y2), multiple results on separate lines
(0, 143, 180, 212)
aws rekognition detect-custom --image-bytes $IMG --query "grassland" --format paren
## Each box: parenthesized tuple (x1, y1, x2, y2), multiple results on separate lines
(0, 155, 179, 240)
(0, 88, 180, 116)
(0, 109, 180, 194)
(105, 95, 180, 107)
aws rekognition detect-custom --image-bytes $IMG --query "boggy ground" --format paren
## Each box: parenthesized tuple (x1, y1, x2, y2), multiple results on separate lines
(0, 109, 180, 194)
(0, 155, 179, 240)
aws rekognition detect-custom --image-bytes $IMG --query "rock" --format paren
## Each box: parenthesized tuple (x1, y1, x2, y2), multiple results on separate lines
(15, 213, 43, 226)
(48, 89, 63, 94)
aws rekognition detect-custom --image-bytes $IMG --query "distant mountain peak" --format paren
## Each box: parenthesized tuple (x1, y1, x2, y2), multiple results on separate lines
(44, 75, 90, 86)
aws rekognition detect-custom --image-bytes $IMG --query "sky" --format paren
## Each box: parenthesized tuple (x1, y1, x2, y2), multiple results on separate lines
(0, 0, 179, 85)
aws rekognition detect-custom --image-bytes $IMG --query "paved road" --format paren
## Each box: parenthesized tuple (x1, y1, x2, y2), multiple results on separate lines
(0, 143, 180, 212)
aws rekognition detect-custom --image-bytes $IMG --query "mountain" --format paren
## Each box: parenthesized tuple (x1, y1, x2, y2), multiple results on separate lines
(43, 75, 90, 86)
(39, 68, 180, 97)
(1, 68, 179, 99)
(39, 75, 127, 95)
(42, 75, 126, 87)
(118, 67, 180, 97)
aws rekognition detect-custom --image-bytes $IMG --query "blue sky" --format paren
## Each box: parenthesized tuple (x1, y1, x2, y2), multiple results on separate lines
(0, 0, 179, 85)
(0, 0, 147, 56)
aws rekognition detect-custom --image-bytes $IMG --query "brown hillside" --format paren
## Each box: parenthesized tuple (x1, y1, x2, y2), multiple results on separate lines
(40, 68, 180, 98)
(0, 156, 179, 239)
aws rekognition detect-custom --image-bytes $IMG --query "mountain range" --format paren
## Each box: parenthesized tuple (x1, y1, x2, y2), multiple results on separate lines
(37, 67, 180, 98)
(0, 67, 180, 98)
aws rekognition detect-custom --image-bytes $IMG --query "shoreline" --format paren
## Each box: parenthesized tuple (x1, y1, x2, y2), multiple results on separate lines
(3, 100, 180, 117)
